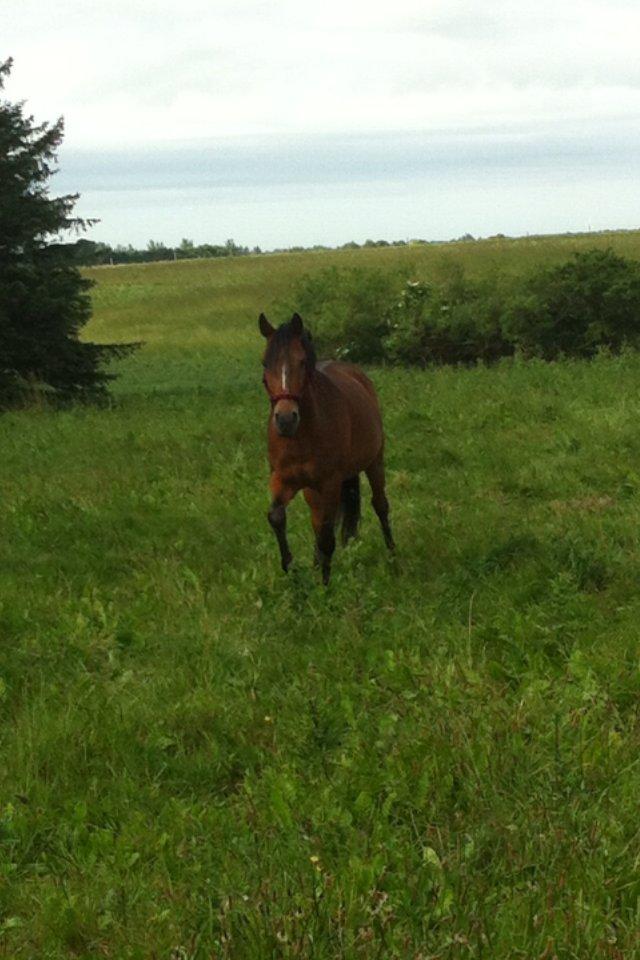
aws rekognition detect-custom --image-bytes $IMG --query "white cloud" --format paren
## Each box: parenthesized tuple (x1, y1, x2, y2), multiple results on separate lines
(4, 0, 640, 146)
(5, 0, 640, 248)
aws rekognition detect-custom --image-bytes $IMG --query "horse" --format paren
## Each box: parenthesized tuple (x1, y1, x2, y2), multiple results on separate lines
(259, 311, 395, 584)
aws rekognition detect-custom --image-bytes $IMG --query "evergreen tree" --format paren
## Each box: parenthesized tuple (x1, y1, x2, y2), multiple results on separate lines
(0, 58, 137, 406)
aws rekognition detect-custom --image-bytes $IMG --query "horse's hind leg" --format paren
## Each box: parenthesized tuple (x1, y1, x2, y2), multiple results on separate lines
(365, 452, 395, 551)
(340, 475, 361, 546)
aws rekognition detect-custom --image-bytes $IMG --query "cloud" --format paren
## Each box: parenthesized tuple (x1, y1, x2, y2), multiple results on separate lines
(4, 0, 638, 248)
(62, 121, 634, 183)
(4, 0, 640, 148)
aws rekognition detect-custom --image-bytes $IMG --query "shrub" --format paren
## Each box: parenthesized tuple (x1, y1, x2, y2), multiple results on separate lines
(502, 249, 640, 359)
(291, 266, 399, 362)
(383, 265, 513, 366)
(292, 262, 513, 366)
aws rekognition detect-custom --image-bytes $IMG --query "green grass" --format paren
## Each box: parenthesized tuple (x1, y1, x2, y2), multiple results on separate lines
(3, 233, 640, 957)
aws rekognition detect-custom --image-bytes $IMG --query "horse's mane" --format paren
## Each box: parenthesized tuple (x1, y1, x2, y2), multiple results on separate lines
(264, 321, 317, 371)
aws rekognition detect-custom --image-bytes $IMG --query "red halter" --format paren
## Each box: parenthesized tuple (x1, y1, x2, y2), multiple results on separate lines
(262, 372, 307, 407)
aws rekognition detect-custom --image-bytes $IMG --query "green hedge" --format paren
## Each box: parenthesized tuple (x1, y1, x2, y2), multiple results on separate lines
(289, 249, 640, 366)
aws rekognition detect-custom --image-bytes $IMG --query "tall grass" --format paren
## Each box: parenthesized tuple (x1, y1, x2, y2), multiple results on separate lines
(1, 233, 640, 956)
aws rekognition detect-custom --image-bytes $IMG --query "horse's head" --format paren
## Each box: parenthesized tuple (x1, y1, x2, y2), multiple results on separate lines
(259, 312, 316, 438)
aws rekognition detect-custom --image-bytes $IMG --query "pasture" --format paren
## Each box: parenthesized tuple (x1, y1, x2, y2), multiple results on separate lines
(3, 232, 640, 957)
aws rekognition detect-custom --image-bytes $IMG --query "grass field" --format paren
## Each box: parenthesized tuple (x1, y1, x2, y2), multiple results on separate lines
(3, 232, 640, 957)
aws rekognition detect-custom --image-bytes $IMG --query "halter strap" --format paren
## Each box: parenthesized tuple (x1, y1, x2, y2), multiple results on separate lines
(267, 390, 302, 407)
(262, 372, 307, 407)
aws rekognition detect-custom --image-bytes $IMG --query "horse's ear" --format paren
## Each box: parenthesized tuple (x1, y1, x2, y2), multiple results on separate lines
(259, 313, 274, 338)
(290, 312, 303, 335)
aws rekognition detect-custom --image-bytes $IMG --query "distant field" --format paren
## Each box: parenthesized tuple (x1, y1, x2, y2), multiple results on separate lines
(87, 227, 640, 355)
(2, 232, 640, 957)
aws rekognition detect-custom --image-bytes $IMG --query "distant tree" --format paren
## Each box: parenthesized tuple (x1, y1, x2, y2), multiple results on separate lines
(0, 59, 136, 406)
(146, 239, 171, 261)
(65, 238, 113, 266)
(175, 238, 195, 261)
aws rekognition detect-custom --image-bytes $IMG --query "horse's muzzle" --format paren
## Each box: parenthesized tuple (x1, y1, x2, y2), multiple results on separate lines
(275, 409, 299, 437)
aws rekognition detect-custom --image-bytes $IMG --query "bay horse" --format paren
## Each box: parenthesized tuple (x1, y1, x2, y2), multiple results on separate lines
(259, 312, 395, 584)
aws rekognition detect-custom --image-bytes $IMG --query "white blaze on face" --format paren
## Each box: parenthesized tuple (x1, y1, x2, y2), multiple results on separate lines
(281, 363, 288, 392)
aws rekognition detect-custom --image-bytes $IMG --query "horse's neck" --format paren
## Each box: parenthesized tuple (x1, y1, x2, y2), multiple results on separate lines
(305, 367, 336, 420)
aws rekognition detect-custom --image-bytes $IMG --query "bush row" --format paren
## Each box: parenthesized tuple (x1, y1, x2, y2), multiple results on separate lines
(290, 249, 640, 365)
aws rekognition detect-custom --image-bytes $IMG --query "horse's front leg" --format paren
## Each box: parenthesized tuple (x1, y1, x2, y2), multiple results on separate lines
(268, 475, 296, 573)
(304, 481, 341, 585)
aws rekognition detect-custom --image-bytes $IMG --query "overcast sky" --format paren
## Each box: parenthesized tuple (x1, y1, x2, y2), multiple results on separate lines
(4, 0, 640, 247)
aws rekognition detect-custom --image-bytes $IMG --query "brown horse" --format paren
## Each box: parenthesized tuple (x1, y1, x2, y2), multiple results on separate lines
(259, 311, 394, 584)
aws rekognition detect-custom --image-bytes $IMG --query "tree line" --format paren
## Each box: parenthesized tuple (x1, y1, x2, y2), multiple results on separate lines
(67, 236, 443, 267)
(67, 237, 254, 266)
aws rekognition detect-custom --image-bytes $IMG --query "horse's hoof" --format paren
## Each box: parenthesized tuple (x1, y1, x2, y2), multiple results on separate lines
(282, 553, 293, 572)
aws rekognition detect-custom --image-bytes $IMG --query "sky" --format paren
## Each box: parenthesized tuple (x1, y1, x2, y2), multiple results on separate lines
(4, 0, 640, 248)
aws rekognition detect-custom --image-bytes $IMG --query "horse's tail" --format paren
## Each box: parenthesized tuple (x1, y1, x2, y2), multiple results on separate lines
(340, 475, 361, 545)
